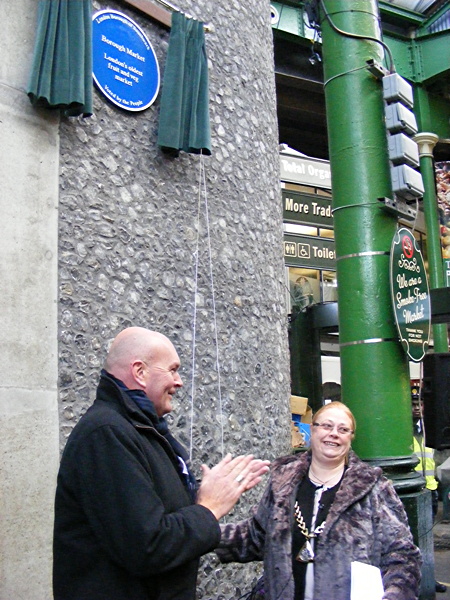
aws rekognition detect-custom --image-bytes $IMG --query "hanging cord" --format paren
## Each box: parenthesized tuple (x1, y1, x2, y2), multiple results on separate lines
(189, 163, 202, 463)
(189, 153, 224, 462)
(200, 154, 225, 459)
(319, 0, 395, 74)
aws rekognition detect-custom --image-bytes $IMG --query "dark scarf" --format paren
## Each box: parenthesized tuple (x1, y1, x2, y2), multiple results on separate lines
(103, 370, 197, 501)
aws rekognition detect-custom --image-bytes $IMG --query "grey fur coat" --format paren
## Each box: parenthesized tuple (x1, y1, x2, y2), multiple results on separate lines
(217, 451, 421, 600)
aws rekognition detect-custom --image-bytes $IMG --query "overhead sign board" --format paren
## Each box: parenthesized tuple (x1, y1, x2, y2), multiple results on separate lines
(284, 234, 336, 270)
(283, 189, 333, 228)
(280, 153, 332, 189)
(92, 10, 160, 111)
(390, 228, 431, 362)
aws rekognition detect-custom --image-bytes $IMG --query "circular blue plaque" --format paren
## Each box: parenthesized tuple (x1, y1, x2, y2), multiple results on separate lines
(92, 10, 160, 111)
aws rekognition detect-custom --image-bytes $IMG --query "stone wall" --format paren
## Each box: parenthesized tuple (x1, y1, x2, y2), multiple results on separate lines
(0, 1, 60, 598)
(58, 0, 291, 596)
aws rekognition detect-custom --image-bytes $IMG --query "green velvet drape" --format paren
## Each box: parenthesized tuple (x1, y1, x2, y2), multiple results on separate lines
(157, 12, 211, 156)
(27, 0, 93, 117)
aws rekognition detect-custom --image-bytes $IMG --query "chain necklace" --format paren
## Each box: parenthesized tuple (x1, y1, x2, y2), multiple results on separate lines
(294, 500, 326, 563)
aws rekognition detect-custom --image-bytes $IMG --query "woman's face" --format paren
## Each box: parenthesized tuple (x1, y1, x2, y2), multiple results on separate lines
(310, 405, 354, 465)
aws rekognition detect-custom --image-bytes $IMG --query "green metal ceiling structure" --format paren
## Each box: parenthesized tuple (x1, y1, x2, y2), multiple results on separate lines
(271, 0, 450, 158)
(385, 0, 446, 15)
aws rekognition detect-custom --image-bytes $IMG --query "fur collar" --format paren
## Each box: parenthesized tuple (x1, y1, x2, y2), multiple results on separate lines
(270, 450, 384, 532)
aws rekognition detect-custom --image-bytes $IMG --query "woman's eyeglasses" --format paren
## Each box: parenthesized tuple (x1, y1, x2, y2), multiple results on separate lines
(312, 422, 353, 435)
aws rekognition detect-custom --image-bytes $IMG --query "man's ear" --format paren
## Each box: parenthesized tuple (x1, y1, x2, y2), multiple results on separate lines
(131, 360, 147, 387)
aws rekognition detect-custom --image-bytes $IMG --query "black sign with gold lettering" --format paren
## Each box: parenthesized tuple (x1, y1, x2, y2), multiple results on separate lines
(283, 190, 333, 228)
(284, 234, 336, 269)
(390, 228, 431, 362)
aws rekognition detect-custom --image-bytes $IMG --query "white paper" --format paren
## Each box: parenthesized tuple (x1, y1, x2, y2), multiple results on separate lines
(351, 561, 384, 600)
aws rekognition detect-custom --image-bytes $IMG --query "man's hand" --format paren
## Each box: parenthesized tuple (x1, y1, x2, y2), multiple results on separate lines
(196, 453, 270, 520)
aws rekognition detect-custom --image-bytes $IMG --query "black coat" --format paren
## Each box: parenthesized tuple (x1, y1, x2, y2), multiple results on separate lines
(53, 372, 221, 600)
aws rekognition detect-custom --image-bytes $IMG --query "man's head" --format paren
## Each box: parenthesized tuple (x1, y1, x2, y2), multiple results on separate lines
(105, 327, 183, 417)
(412, 396, 423, 421)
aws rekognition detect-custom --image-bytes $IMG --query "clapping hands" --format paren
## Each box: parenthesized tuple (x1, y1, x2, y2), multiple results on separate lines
(196, 453, 270, 520)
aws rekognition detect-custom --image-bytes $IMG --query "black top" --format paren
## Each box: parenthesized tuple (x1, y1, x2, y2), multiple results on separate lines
(292, 471, 344, 600)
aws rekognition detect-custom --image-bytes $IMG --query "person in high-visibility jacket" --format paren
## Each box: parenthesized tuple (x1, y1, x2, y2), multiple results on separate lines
(413, 435, 439, 514)
(412, 395, 439, 515)
(412, 394, 447, 594)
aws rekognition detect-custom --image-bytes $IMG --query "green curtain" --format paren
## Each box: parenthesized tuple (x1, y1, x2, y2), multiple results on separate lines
(27, 0, 93, 117)
(157, 12, 211, 156)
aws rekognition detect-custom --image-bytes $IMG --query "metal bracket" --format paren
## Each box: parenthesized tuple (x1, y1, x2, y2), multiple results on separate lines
(377, 197, 417, 221)
(366, 59, 389, 79)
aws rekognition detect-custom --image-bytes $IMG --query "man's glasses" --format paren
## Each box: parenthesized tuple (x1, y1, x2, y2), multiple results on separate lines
(312, 422, 353, 435)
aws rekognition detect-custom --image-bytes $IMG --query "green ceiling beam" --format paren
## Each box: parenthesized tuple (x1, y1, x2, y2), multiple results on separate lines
(414, 86, 450, 143)
(272, 2, 450, 139)
(272, 3, 450, 83)
(380, 30, 450, 83)
(271, 2, 314, 39)
(378, 1, 424, 26)
(408, 31, 450, 82)
(422, 1, 450, 30)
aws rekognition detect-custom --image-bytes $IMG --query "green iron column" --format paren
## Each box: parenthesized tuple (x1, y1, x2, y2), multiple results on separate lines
(319, 4, 434, 595)
(414, 132, 449, 353)
(319, 0, 419, 472)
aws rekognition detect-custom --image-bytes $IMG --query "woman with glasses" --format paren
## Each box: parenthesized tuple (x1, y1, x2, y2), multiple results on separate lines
(216, 401, 421, 600)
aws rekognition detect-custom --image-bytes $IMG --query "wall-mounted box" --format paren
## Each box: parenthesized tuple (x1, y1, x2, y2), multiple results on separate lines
(383, 73, 414, 108)
(385, 102, 418, 136)
(388, 133, 420, 168)
(391, 164, 424, 201)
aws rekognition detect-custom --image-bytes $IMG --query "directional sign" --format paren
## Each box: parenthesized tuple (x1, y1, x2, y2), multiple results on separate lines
(284, 234, 336, 270)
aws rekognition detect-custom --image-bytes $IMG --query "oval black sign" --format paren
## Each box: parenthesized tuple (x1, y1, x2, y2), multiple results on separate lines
(390, 228, 431, 362)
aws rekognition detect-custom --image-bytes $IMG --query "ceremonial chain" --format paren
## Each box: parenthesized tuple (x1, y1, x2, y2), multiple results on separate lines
(294, 500, 327, 562)
(294, 501, 326, 540)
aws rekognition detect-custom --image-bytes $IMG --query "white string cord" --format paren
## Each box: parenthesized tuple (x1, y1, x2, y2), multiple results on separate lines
(189, 153, 224, 461)
(189, 160, 202, 463)
(200, 157, 224, 459)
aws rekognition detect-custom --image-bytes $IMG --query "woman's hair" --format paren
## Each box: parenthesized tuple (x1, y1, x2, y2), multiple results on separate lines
(312, 401, 356, 435)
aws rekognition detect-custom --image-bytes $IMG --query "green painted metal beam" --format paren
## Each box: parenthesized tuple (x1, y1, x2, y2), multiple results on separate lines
(378, 1, 425, 26)
(272, 2, 450, 83)
(271, 1, 315, 39)
(407, 31, 450, 82)
(422, 1, 450, 30)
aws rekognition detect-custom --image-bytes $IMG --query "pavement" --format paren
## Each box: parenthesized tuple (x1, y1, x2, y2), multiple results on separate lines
(434, 502, 450, 550)
(434, 549, 450, 599)
(433, 503, 450, 599)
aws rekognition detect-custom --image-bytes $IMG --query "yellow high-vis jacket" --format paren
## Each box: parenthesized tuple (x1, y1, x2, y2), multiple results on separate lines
(413, 435, 438, 491)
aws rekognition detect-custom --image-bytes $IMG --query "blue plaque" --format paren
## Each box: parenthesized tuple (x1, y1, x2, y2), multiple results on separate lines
(92, 10, 160, 111)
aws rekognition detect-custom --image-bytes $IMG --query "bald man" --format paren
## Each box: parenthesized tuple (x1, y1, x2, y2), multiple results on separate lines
(53, 327, 269, 600)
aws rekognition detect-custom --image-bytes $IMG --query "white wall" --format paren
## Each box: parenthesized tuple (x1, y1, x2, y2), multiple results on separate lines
(0, 1, 60, 597)
(322, 356, 422, 384)
(322, 356, 341, 384)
